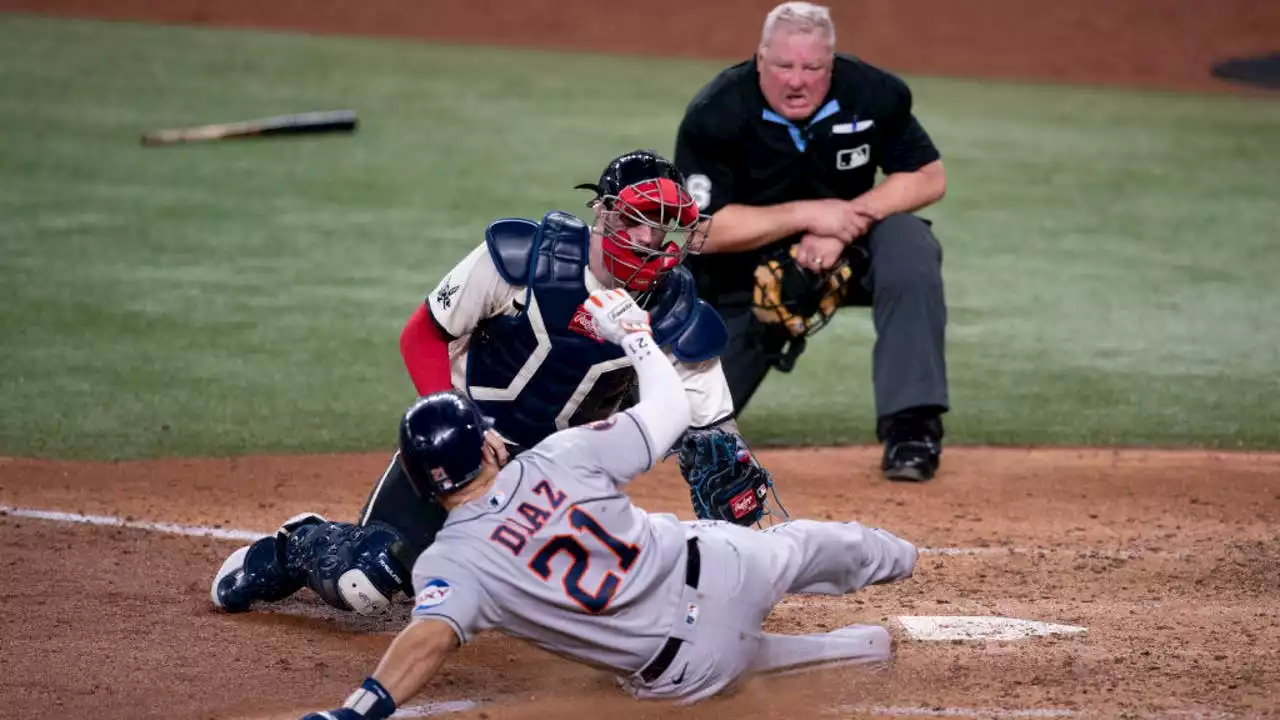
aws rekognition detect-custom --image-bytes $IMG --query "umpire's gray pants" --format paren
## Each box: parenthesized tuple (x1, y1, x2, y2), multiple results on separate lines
(718, 213, 950, 424)
(619, 519, 918, 704)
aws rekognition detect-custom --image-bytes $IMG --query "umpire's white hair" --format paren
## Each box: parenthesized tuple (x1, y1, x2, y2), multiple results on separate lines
(760, 2, 836, 51)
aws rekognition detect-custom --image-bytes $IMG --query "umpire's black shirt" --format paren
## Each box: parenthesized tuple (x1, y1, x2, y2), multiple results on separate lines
(675, 54, 941, 297)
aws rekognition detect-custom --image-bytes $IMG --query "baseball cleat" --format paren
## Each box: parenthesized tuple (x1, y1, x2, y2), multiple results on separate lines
(879, 410, 943, 482)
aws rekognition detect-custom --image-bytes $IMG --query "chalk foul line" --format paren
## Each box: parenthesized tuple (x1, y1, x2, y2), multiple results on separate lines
(0, 504, 268, 541)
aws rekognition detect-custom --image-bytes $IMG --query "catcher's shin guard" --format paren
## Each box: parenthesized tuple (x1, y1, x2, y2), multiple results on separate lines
(210, 512, 325, 613)
(283, 519, 414, 616)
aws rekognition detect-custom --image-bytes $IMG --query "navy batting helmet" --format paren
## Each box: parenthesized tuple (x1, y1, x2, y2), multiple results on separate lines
(397, 391, 495, 500)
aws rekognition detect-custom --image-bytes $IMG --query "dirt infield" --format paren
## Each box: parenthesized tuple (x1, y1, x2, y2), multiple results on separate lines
(2, 1, 1279, 718)
(4, 448, 1280, 719)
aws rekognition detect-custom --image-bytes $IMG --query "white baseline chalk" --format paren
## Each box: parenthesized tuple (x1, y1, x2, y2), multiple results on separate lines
(0, 504, 268, 541)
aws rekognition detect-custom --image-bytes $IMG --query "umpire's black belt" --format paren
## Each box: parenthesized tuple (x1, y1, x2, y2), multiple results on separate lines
(638, 537, 701, 683)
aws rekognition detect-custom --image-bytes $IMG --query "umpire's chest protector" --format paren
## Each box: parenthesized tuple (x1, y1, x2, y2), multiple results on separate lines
(467, 211, 727, 449)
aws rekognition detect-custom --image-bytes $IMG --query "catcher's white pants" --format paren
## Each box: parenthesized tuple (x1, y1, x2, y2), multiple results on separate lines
(619, 519, 917, 704)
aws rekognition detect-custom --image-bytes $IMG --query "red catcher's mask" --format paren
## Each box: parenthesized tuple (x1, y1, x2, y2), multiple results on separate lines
(598, 176, 707, 292)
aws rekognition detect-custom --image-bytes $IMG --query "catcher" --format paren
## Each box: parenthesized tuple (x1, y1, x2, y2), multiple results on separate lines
(210, 150, 784, 619)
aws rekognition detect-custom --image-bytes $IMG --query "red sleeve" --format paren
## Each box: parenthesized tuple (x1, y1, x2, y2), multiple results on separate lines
(400, 303, 455, 396)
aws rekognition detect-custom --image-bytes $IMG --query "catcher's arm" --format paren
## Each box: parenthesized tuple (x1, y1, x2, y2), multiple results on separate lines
(669, 352, 734, 428)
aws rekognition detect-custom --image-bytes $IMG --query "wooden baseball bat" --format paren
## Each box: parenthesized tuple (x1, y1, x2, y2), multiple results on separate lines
(140, 109, 358, 147)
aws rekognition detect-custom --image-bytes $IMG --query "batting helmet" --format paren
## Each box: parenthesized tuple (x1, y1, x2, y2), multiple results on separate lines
(398, 391, 495, 500)
(575, 150, 709, 293)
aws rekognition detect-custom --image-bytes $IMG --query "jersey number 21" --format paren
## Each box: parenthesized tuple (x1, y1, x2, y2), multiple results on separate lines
(529, 508, 640, 614)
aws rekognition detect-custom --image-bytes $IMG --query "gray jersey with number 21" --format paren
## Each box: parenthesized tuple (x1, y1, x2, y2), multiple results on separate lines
(410, 410, 692, 673)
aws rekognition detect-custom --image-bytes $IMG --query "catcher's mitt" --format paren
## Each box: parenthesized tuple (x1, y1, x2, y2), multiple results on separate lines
(675, 428, 787, 526)
(752, 242, 863, 337)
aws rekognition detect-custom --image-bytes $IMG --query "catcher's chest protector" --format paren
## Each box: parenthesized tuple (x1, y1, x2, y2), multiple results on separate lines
(467, 212, 721, 449)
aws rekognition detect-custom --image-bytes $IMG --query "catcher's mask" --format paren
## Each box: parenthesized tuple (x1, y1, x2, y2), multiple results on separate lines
(397, 390, 496, 500)
(753, 243, 858, 337)
(575, 150, 710, 293)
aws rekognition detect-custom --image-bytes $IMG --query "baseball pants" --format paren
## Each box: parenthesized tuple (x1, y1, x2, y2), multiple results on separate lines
(358, 450, 450, 571)
(620, 519, 918, 703)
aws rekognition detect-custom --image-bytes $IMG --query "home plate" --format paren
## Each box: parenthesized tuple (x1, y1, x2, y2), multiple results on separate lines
(897, 616, 1087, 641)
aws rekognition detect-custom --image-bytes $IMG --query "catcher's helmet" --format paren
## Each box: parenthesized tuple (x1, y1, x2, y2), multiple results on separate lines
(575, 150, 709, 293)
(397, 391, 495, 500)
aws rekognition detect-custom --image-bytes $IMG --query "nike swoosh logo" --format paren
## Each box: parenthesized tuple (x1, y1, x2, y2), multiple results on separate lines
(671, 663, 688, 685)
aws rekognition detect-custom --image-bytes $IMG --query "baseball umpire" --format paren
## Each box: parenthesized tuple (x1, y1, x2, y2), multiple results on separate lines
(674, 1, 950, 481)
(296, 289, 918, 718)
(210, 150, 782, 619)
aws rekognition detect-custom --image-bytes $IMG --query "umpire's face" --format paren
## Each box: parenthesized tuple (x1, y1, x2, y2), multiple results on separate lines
(756, 27, 834, 122)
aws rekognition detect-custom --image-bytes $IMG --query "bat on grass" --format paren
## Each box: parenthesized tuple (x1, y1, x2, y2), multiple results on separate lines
(140, 109, 358, 146)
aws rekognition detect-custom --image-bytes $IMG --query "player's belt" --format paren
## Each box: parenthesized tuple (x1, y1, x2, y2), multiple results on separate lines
(638, 537, 701, 683)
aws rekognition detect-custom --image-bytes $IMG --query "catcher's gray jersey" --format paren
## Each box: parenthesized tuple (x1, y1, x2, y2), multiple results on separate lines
(410, 409, 692, 673)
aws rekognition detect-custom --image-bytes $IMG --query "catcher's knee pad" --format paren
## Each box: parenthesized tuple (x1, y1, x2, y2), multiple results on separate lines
(284, 520, 413, 616)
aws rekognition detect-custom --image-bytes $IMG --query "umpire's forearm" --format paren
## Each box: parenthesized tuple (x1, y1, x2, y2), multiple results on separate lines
(701, 202, 812, 253)
(851, 161, 946, 220)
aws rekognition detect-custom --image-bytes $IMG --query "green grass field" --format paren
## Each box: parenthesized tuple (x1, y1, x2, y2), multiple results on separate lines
(1, 14, 1278, 458)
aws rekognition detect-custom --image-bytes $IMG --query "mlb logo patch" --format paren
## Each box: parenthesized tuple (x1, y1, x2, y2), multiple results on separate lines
(414, 578, 453, 611)
(836, 144, 870, 171)
(569, 305, 605, 342)
(685, 602, 700, 626)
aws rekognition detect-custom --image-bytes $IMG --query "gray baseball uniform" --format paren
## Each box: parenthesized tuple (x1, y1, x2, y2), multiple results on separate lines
(410, 409, 918, 703)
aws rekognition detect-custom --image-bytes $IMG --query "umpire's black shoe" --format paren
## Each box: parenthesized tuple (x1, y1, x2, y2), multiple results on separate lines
(880, 411, 943, 482)
(882, 437, 941, 481)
